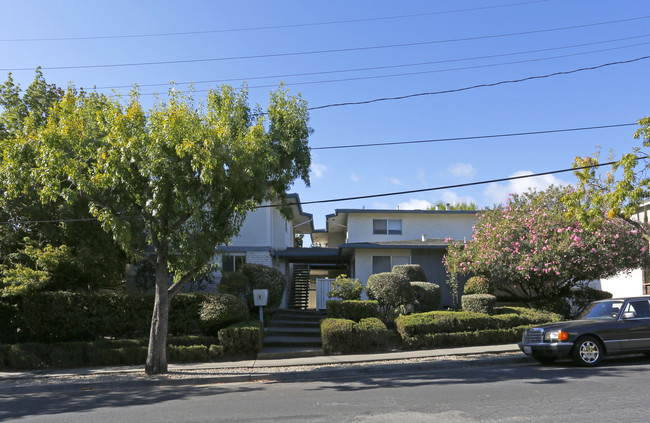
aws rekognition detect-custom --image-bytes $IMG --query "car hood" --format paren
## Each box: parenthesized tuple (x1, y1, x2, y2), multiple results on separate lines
(531, 318, 613, 331)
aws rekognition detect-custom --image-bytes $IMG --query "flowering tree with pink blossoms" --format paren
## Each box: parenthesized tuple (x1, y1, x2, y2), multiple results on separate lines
(445, 186, 650, 302)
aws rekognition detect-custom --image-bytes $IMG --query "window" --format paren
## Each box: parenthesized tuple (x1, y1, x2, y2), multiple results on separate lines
(222, 254, 246, 272)
(372, 255, 411, 274)
(372, 256, 391, 274)
(373, 219, 402, 235)
(644, 269, 650, 295)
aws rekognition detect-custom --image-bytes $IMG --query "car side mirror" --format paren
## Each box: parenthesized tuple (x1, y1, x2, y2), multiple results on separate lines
(622, 312, 636, 320)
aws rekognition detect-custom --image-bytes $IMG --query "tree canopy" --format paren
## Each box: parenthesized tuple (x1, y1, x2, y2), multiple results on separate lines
(445, 186, 650, 302)
(565, 116, 650, 241)
(3, 82, 312, 374)
(0, 70, 126, 296)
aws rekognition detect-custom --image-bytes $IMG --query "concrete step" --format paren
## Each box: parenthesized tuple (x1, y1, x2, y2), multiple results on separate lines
(263, 335, 322, 348)
(265, 327, 320, 337)
(257, 347, 324, 360)
(267, 319, 321, 329)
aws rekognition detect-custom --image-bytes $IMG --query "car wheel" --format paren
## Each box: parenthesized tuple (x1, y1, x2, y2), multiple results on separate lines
(571, 336, 603, 367)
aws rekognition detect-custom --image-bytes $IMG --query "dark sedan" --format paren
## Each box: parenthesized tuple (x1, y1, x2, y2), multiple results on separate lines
(519, 296, 650, 366)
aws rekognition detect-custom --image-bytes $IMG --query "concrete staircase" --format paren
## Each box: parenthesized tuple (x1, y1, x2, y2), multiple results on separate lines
(257, 309, 325, 359)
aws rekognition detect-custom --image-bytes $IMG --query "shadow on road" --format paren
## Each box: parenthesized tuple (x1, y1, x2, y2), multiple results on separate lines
(0, 382, 263, 421)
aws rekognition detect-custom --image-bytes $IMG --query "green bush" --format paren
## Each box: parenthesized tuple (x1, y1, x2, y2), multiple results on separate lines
(462, 294, 496, 314)
(395, 307, 561, 349)
(321, 317, 388, 354)
(218, 271, 250, 298)
(328, 275, 363, 301)
(241, 264, 286, 310)
(366, 272, 414, 309)
(410, 282, 441, 312)
(463, 276, 493, 295)
(199, 293, 249, 336)
(218, 319, 263, 355)
(167, 345, 209, 363)
(569, 287, 613, 317)
(392, 264, 427, 282)
(401, 326, 531, 349)
(326, 300, 379, 321)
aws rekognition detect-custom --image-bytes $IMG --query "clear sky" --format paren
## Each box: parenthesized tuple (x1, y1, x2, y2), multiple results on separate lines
(1, 0, 649, 231)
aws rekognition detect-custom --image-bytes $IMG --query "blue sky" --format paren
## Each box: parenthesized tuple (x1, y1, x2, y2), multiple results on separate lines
(1, 0, 649, 230)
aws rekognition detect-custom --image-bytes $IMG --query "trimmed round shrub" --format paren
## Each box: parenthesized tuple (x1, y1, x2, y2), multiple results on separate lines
(321, 318, 356, 354)
(218, 271, 250, 298)
(462, 294, 496, 315)
(366, 272, 414, 308)
(356, 317, 389, 351)
(241, 263, 286, 309)
(410, 282, 441, 312)
(392, 264, 427, 282)
(328, 275, 363, 300)
(199, 293, 249, 336)
(464, 276, 493, 295)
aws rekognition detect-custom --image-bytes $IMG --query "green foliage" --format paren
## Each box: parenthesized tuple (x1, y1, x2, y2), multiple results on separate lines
(326, 300, 379, 321)
(462, 294, 496, 314)
(241, 264, 286, 309)
(327, 274, 363, 300)
(0, 336, 221, 370)
(569, 287, 613, 317)
(366, 272, 414, 309)
(410, 282, 441, 312)
(395, 306, 561, 348)
(428, 201, 478, 211)
(0, 292, 209, 343)
(199, 293, 249, 336)
(463, 276, 493, 295)
(567, 117, 650, 239)
(401, 326, 531, 349)
(217, 320, 263, 355)
(321, 317, 388, 354)
(445, 186, 650, 302)
(217, 271, 250, 298)
(392, 264, 427, 282)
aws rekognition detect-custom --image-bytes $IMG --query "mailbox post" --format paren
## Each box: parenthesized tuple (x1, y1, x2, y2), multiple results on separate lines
(253, 289, 269, 324)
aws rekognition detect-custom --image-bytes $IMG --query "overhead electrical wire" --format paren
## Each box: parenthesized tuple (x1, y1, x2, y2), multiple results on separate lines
(307, 56, 650, 111)
(0, 1, 548, 42)
(3, 15, 650, 72)
(312, 123, 638, 150)
(0, 156, 639, 224)
(90, 33, 650, 91)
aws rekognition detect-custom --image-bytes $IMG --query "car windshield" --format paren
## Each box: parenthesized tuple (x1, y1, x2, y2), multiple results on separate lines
(578, 300, 624, 319)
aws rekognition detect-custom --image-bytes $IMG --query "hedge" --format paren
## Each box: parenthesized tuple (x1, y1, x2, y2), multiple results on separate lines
(326, 300, 379, 321)
(400, 325, 534, 349)
(392, 264, 427, 283)
(199, 293, 249, 336)
(463, 276, 493, 295)
(321, 317, 388, 354)
(395, 307, 561, 348)
(366, 272, 414, 308)
(0, 335, 221, 370)
(0, 292, 222, 343)
(217, 319, 263, 355)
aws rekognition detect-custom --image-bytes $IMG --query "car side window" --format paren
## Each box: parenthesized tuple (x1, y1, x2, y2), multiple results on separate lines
(625, 300, 650, 319)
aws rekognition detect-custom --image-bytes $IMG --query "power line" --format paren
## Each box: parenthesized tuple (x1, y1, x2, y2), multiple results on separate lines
(91, 34, 650, 91)
(307, 56, 650, 111)
(4, 15, 650, 72)
(1, 157, 639, 223)
(0, 1, 548, 42)
(312, 123, 638, 150)
(292, 158, 638, 206)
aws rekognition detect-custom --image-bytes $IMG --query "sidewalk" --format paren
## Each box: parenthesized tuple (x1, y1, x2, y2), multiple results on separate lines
(0, 344, 521, 384)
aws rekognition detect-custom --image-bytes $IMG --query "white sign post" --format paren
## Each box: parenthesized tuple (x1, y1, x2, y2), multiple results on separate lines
(253, 289, 269, 324)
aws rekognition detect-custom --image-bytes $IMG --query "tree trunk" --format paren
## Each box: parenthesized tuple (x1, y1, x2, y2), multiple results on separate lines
(145, 256, 171, 375)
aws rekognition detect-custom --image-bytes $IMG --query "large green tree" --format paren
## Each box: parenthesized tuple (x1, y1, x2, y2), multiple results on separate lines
(445, 186, 650, 302)
(8, 83, 311, 374)
(0, 70, 126, 295)
(565, 116, 650, 240)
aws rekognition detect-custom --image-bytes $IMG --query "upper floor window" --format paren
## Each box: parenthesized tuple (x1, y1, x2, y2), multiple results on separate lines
(373, 219, 402, 235)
